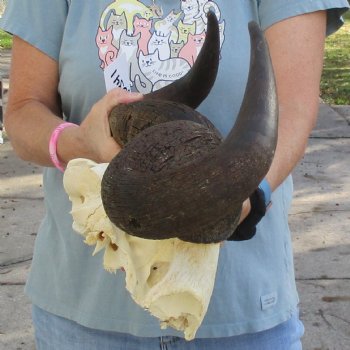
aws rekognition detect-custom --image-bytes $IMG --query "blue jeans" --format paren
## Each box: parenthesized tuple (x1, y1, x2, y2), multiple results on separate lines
(32, 305, 304, 350)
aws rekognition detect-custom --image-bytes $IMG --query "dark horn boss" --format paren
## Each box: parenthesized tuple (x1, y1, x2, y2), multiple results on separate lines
(101, 11, 278, 244)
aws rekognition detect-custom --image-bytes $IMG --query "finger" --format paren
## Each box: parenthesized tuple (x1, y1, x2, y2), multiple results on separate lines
(103, 89, 143, 115)
(238, 199, 251, 224)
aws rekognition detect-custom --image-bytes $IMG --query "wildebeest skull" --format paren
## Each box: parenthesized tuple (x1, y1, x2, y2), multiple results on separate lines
(63, 11, 278, 340)
(101, 11, 278, 243)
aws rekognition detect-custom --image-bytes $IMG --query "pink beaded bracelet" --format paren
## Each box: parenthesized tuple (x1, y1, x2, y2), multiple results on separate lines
(49, 122, 78, 172)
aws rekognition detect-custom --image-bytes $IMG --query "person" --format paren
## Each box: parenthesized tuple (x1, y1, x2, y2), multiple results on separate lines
(1, 1, 349, 349)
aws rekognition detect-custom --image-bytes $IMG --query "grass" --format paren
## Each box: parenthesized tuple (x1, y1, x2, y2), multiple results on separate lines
(0, 29, 12, 49)
(321, 11, 350, 105)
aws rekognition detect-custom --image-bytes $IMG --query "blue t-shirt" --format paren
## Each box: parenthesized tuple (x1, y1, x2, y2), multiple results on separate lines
(1, 0, 348, 338)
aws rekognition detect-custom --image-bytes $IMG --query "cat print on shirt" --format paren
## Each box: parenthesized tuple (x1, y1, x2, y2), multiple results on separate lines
(194, 0, 221, 33)
(181, 0, 222, 34)
(133, 16, 152, 55)
(117, 30, 146, 86)
(170, 41, 184, 58)
(148, 3, 164, 19)
(118, 30, 140, 61)
(179, 31, 206, 66)
(154, 10, 181, 43)
(181, 0, 199, 24)
(106, 12, 128, 49)
(97, 0, 226, 93)
(117, 31, 150, 90)
(137, 49, 191, 91)
(110, 30, 140, 89)
(148, 31, 171, 60)
(96, 26, 118, 69)
(177, 20, 196, 44)
(100, 0, 158, 34)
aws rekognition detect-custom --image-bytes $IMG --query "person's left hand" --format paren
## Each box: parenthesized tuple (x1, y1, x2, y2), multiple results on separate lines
(227, 188, 267, 241)
(238, 198, 251, 224)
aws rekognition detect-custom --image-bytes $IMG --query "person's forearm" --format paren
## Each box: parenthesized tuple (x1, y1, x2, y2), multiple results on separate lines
(4, 35, 88, 168)
(264, 10, 327, 192)
(265, 98, 319, 191)
(5, 88, 143, 168)
(5, 99, 70, 166)
(5, 98, 110, 168)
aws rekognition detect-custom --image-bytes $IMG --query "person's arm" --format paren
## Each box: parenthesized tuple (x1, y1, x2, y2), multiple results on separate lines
(5, 36, 142, 167)
(239, 10, 327, 223)
(264, 10, 326, 191)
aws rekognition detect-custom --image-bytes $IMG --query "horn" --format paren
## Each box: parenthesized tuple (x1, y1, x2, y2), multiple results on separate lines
(108, 10, 220, 147)
(101, 21, 278, 243)
(143, 10, 220, 107)
(109, 100, 221, 148)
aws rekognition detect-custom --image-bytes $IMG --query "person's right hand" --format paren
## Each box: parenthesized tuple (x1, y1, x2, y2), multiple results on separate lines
(78, 88, 143, 163)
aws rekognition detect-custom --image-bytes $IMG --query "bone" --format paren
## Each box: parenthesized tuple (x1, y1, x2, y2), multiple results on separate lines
(63, 159, 220, 340)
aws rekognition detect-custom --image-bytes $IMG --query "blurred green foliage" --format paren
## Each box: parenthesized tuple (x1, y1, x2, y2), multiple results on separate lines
(321, 11, 350, 105)
(0, 29, 12, 49)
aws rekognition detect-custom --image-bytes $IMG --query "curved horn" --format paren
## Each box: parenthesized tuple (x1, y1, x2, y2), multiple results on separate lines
(102, 22, 278, 243)
(143, 10, 220, 108)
